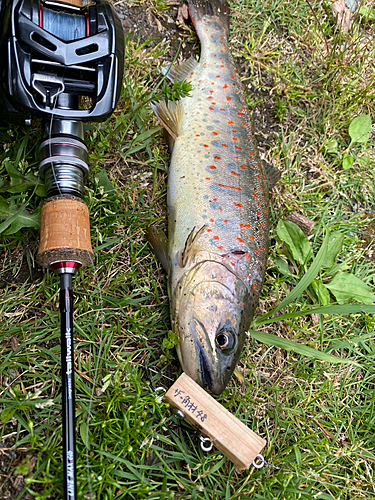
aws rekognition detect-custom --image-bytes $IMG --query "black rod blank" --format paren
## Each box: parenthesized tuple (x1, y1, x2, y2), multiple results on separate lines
(60, 272, 77, 500)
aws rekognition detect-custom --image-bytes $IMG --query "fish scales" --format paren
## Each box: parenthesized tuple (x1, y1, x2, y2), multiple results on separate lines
(151, 0, 279, 395)
(169, 20, 269, 296)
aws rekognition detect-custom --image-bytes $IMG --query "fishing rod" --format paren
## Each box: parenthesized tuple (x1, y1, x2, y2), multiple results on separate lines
(0, 0, 124, 497)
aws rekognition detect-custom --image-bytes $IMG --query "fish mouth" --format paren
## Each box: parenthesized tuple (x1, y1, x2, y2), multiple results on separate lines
(196, 341, 213, 391)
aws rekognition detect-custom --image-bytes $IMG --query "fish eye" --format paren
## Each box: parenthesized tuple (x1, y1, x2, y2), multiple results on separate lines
(215, 329, 236, 353)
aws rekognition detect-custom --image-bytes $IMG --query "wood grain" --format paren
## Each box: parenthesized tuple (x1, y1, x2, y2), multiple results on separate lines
(164, 373, 266, 470)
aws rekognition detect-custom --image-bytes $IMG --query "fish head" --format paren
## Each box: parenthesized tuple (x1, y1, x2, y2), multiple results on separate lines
(172, 260, 254, 395)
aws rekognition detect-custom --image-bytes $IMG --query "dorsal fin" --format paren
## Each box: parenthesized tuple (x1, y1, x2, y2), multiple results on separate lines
(263, 161, 281, 189)
(161, 57, 198, 83)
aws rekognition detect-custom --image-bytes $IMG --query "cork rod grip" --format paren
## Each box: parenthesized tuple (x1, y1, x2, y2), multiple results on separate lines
(37, 195, 93, 268)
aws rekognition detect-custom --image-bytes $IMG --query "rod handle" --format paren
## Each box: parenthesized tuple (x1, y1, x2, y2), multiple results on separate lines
(37, 195, 93, 269)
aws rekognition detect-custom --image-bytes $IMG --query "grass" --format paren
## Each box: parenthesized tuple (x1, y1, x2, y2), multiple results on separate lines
(1, 0, 375, 498)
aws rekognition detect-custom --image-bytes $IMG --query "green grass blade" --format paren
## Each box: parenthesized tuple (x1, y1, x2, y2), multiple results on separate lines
(256, 304, 375, 325)
(249, 330, 361, 366)
(255, 227, 329, 323)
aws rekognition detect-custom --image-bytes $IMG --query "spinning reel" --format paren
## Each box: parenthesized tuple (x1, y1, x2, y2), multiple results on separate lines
(0, 0, 124, 498)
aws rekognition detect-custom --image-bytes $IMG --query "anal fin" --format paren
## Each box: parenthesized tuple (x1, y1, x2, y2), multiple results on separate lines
(161, 56, 198, 83)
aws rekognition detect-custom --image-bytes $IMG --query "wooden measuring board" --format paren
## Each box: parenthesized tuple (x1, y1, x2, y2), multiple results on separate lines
(164, 373, 266, 470)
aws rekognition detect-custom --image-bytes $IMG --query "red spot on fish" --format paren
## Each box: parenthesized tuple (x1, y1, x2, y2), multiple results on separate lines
(213, 236, 220, 240)
(223, 219, 228, 223)
(226, 96, 231, 101)
(228, 121, 234, 124)
(216, 75, 220, 78)
(212, 132, 218, 136)
(250, 135, 253, 140)
(213, 198, 217, 202)
(232, 130, 237, 134)
(242, 302, 245, 306)
(209, 90, 214, 94)
(203, 144, 209, 148)
(234, 146, 242, 150)
(221, 144, 228, 148)
(255, 250, 259, 254)
(207, 229, 212, 233)
(199, 80, 202, 82)
(205, 177, 210, 180)
(239, 224, 250, 228)
(196, 134, 200, 137)
(245, 253, 250, 260)
(257, 211, 261, 215)
(208, 96, 213, 100)
(240, 165, 246, 170)
(209, 107, 214, 111)
(220, 50, 223, 53)
(231, 171, 239, 176)
(257, 202, 261, 206)
(219, 57, 222, 60)
(218, 184, 242, 192)
(230, 262, 235, 266)
(209, 166, 216, 170)
(211, 102, 216, 105)
(203, 63, 207, 66)
(232, 138, 238, 142)
(259, 187, 262, 192)
(233, 156, 238, 160)
(237, 112, 244, 116)
(252, 193, 258, 198)
(253, 284, 257, 289)
(237, 238, 244, 243)
(220, 108, 225, 112)
(241, 122, 246, 127)
(250, 236, 254, 240)
(209, 218, 214, 222)
(231, 76, 235, 80)
(211, 82, 215, 85)
(218, 246, 223, 250)
(221, 65, 224, 68)
(249, 151, 254, 157)
(233, 202, 243, 208)
(259, 233, 263, 238)
(214, 156, 221, 160)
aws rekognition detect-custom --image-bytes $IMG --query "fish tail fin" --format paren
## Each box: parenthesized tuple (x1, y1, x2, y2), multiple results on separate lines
(188, 0, 230, 31)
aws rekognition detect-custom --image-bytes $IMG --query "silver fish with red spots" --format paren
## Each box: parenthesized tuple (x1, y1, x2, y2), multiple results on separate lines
(149, 0, 280, 395)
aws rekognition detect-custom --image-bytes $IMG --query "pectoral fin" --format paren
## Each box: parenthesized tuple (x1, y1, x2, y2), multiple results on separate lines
(147, 226, 169, 272)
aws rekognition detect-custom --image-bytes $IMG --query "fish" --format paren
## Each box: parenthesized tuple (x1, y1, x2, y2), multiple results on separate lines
(149, 0, 280, 395)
